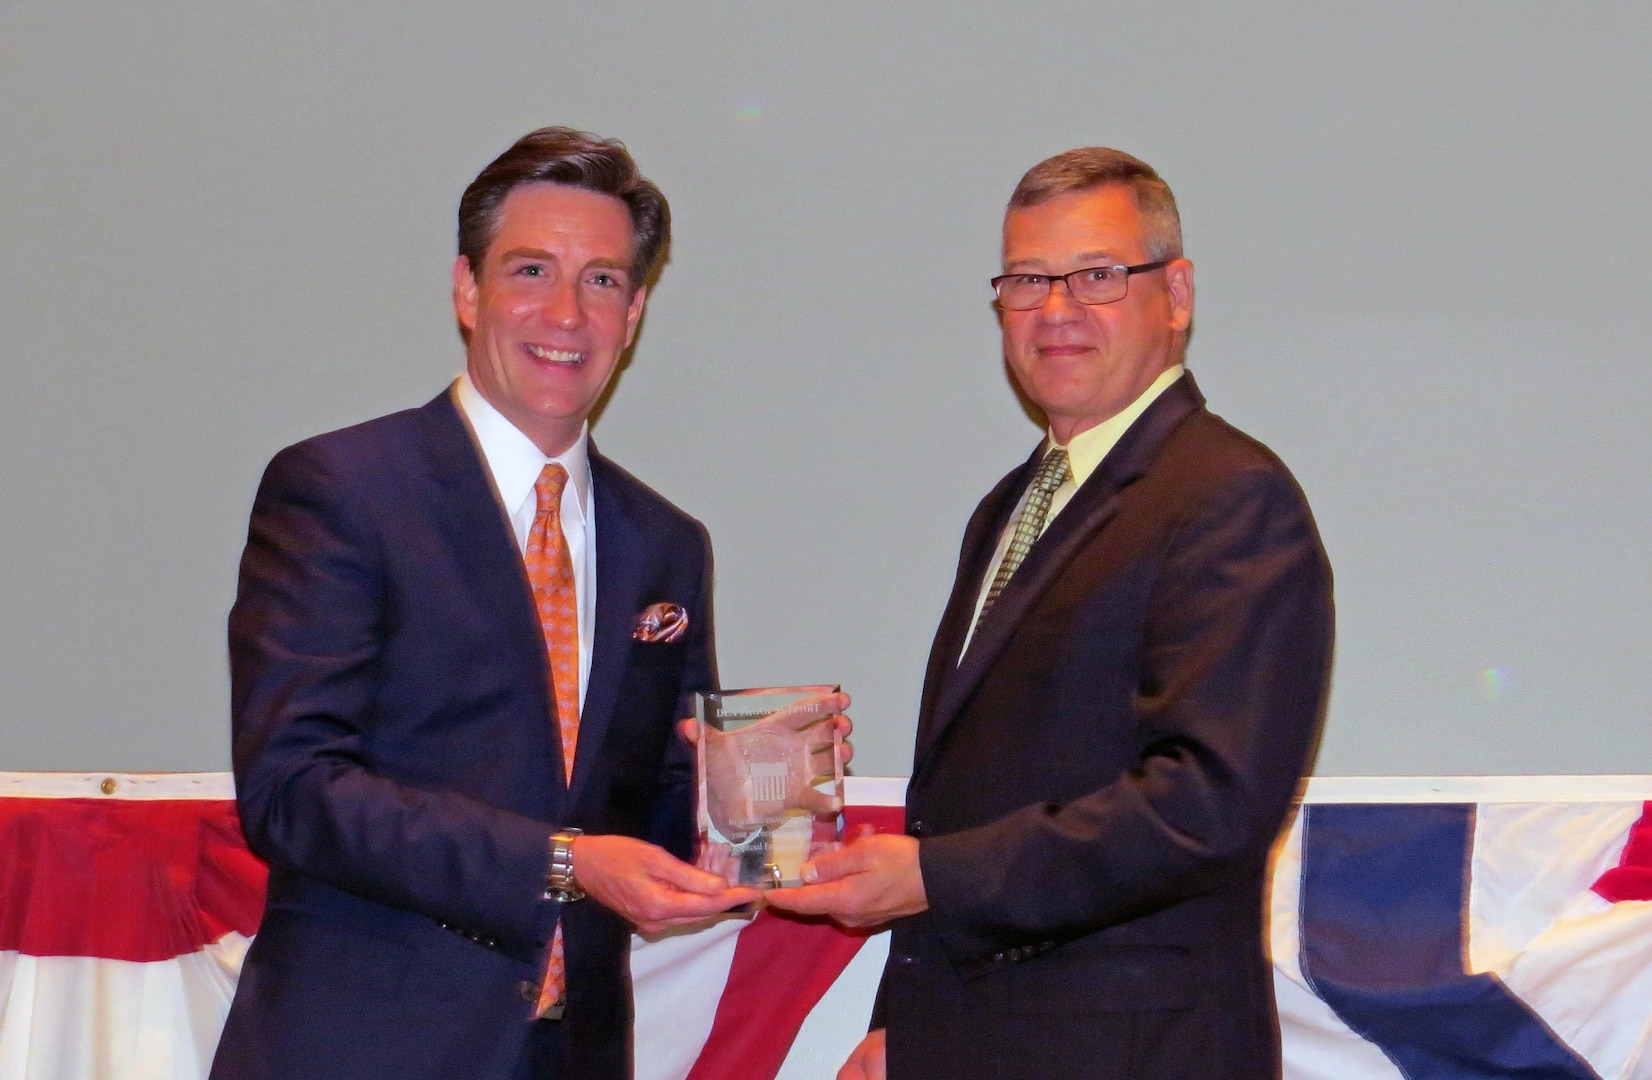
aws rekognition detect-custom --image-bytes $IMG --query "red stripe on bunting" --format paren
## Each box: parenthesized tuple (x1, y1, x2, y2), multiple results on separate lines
(683, 910, 872, 1080)
(841, 804, 904, 839)
(684, 803, 905, 1080)
(0, 797, 267, 961)
(1592, 800, 1652, 903)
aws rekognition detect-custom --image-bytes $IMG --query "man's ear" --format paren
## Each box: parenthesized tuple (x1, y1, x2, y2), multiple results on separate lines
(1166, 258, 1194, 333)
(623, 284, 649, 349)
(452, 255, 479, 332)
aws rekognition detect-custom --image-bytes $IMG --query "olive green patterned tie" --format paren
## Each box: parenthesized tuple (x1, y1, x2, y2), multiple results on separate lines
(981, 447, 1071, 616)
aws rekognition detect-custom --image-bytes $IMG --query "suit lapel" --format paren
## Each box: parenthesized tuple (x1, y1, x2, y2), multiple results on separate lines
(422, 389, 574, 799)
(912, 453, 1038, 758)
(916, 375, 1206, 767)
(420, 392, 551, 673)
(570, 447, 645, 808)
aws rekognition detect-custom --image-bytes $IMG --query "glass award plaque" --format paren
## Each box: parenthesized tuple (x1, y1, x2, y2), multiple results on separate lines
(696, 685, 845, 888)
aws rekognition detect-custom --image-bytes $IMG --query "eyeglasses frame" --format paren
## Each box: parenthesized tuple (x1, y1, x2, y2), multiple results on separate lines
(989, 259, 1172, 310)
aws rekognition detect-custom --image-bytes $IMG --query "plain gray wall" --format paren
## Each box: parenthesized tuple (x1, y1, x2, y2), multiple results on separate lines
(2, 3, 1648, 777)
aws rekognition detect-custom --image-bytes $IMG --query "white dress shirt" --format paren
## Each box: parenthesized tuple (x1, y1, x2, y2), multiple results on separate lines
(453, 373, 595, 708)
(960, 365, 1186, 659)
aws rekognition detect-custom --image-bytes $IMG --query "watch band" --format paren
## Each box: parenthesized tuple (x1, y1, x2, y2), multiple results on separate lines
(545, 828, 585, 903)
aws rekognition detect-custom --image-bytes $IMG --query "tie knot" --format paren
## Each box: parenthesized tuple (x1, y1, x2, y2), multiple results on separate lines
(1033, 447, 1071, 495)
(535, 464, 570, 522)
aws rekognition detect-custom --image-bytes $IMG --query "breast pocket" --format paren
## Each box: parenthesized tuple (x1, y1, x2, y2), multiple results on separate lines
(628, 637, 687, 669)
(1005, 606, 1141, 724)
(622, 639, 688, 713)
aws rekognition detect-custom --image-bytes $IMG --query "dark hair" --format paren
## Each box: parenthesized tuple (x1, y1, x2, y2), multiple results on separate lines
(457, 126, 670, 285)
(1008, 147, 1183, 260)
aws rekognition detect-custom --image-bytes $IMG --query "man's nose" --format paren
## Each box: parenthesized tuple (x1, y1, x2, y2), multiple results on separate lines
(542, 281, 586, 329)
(1036, 278, 1085, 322)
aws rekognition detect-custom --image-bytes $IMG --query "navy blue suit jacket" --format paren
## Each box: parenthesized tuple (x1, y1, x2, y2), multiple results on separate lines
(881, 376, 1334, 1079)
(211, 390, 713, 1080)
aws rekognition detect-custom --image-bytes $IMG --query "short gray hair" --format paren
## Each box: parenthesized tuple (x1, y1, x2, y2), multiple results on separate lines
(1007, 147, 1183, 261)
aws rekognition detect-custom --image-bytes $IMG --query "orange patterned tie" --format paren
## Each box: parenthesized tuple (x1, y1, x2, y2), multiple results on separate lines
(526, 463, 580, 1019)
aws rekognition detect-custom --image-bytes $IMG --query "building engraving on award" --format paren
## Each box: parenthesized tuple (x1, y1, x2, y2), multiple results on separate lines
(695, 685, 845, 888)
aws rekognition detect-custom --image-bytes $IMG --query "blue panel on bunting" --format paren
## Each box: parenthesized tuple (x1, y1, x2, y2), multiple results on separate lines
(1299, 803, 1600, 1079)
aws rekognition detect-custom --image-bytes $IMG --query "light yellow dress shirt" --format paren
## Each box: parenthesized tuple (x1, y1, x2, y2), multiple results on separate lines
(960, 365, 1186, 659)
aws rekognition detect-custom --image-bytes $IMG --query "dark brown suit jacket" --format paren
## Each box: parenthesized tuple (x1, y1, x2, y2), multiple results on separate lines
(880, 375, 1334, 1079)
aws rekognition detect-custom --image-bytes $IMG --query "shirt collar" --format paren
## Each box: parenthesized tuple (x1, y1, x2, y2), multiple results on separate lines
(453, 372, 591, 525)
(1053, 365, 1185, 489)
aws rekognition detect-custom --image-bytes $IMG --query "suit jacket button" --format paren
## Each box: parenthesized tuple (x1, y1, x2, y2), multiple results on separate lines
(519, 980, 540, 1003)
(991, 951, 1007, 964)
(909, 820, 927, 837)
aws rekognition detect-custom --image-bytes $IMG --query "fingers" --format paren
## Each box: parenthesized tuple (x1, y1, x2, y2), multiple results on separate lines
(862, 1030, 888, 1080)
(645, 885, 760, 923)
(632, 901, 748, 935)
(799, 825, 881, 882)
(676, 717, 699, 745)
(762, 835, 927, 927)
(637, 908, 747, 935)
(793, 785, 844, 817)
(775, 691, 851, 731)
(761, 879, 851, 916)
(809, 732, 846, 766)
(837, 1030, 887, 1080)
(821, 708, 852, 766)
(763, 872, 902, 926)
(814, 691, 851, 721)
(642, 844, 747, 897)
(809, 728, 852, 768)
(798, 843, 865, 885)
(572, 834, 759, 930)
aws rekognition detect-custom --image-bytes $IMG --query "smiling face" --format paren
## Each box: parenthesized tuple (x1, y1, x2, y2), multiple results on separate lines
(999, 184, 1193, 443)
(453, 182, 647, 456)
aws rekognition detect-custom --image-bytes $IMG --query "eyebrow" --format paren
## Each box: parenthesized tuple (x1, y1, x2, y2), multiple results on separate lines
(1001, 250, 1124, 272)
(498, 247, 556, 264)
(496, 248, 631, 273)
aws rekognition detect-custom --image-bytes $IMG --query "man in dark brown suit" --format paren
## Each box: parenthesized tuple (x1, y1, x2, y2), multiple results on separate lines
(769, 148, 1334, 1079)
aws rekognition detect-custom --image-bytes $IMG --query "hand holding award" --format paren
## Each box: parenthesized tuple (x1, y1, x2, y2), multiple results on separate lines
(692, 687, 850, 887)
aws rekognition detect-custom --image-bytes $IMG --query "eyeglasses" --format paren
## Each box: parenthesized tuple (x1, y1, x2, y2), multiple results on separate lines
(990, 260, 1170, 310)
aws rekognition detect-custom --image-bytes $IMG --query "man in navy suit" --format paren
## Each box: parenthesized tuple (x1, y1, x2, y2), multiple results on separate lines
(769, 148, 1334, 1078)
(211, 128, 827, 1079)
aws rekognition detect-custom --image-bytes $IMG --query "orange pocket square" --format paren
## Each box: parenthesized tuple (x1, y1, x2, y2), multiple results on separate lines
(633, 602, 688, 643)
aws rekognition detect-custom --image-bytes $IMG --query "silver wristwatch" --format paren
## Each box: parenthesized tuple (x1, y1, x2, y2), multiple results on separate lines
(545, 828, 585, 902)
